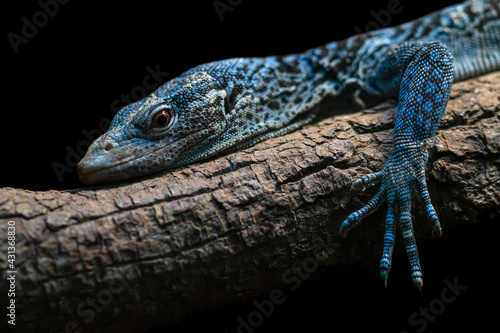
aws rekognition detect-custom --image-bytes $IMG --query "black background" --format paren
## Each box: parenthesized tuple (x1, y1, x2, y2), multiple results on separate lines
(3, 1, 497, 332)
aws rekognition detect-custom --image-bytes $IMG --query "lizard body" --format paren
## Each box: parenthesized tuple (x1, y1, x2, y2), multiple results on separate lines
(78, 0, 500, 287)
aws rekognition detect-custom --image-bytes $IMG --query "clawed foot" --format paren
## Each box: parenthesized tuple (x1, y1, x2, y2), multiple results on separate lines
(340, 146, 442, 289)
(339, 41, 453, 289)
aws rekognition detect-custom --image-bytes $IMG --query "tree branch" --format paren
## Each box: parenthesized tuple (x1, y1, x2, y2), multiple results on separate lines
(1, 72, 499, 333)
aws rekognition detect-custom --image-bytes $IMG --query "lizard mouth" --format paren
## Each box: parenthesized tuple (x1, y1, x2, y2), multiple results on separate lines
(77, 138, 171, 184)
(77, 155, 146, 184)
(77, 129, 209, 184)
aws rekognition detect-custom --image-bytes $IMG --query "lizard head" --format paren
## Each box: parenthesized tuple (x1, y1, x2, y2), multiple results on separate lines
(77, 69, 229, 184)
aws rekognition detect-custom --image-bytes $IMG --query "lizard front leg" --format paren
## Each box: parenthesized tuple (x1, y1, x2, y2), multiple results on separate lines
(340, 42, 454, 288)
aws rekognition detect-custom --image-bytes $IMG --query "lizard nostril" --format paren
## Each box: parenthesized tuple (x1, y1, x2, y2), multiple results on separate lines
(104, 142, 116, 152)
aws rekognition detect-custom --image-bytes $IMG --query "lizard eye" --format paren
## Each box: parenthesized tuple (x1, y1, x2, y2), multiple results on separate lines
(152, 109, 172, 128)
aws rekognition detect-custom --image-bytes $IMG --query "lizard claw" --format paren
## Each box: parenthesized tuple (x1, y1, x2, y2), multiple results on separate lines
(381, 269, 389, 289)
(350, 171, 384, 192)
(432, 227, 442, 238)
(340, 171, 387, 239)
(413, 277, 423, 289)
(340, 145, 441, 289)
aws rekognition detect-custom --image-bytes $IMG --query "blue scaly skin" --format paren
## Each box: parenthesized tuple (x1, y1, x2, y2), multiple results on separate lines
(78, 0, 500, 288)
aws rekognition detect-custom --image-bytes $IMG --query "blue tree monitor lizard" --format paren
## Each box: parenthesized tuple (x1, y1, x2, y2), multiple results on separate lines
(78, 0, 500, 288)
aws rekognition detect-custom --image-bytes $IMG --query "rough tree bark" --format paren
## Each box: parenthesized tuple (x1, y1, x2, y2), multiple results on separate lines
(1, 72, 499, 333)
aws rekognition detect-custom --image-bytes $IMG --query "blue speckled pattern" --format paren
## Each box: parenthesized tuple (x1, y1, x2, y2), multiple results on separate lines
(78, 0, 500, 287)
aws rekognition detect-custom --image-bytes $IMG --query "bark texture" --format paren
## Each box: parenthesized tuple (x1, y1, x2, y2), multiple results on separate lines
(1, 72, 499, 333)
